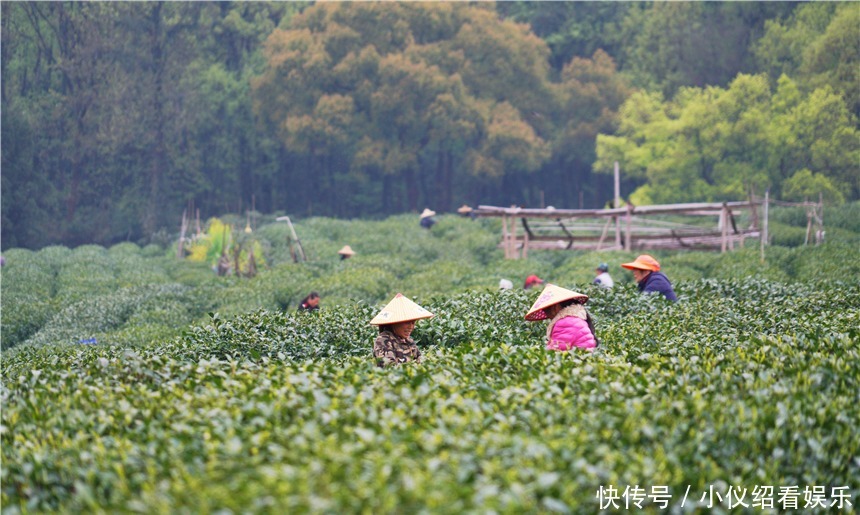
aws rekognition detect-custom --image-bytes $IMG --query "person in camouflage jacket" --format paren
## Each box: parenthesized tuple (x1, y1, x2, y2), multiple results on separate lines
(369, 293, 434, 368)
(373, 323, 421, 367)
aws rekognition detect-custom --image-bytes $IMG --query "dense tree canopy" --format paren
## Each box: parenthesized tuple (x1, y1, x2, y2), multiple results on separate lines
(595, 74, 859, 204)
(252, 3, 559, 214)
(754, 3, 860, 118)
(1, 1, 856, 250)
(617, 2, 795, 97)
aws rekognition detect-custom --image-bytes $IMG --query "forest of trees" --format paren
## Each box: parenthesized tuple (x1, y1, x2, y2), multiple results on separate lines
(2, 1, 857, 249)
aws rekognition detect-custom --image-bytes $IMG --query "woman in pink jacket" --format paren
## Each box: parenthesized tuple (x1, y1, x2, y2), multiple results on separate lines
(524, 284, 598, 351)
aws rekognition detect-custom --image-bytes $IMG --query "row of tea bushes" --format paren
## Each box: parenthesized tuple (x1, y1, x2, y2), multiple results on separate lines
(2, 279, 858, 512)
(3, 211, 858, 351)
(1, 244, 218, 350)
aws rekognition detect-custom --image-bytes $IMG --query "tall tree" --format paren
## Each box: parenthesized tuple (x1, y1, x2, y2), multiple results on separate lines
(550, 50, 632, 207)
(618, 2, 795, 97)
(252, 2, 556, 215)
(2, 2, 298, 249)
(495, 1, 633, 72)
(755, 3, 860, 118)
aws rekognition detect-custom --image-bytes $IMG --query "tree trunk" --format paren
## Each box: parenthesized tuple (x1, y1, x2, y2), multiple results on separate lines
(144, 3, 166, 235)
(434, 150, 446, 212)
(443, 150, 453, 212)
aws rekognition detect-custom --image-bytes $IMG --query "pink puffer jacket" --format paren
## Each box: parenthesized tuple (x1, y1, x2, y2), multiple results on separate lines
(546, 307, 596, 351)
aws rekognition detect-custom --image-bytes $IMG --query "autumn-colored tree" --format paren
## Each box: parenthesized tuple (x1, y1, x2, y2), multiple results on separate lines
(252, 2, 556, 214)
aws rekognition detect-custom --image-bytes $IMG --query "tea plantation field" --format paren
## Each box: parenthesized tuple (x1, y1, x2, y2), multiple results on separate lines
(2, 206, 859, 513)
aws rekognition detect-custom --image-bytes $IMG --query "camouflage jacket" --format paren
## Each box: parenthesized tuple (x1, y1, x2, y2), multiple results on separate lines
(373, 330, 421, 367)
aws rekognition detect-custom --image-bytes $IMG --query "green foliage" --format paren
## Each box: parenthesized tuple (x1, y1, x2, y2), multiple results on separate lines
(4, 211, 857, 353)
(616, 3, 794, 98)
(496, 2, 633, 72)
(5, 2, 859, 251)
(252, 2, 569, 213)
(0, 243, 219, 350)
(186, 218, 230, 264)
(596, 74, 859, 204)
(2, 214, 859, 512)
(754, 3, 859, 118)
(783, 169, 845, 204)
(824, 201, 860, 234)
(2, 277, 858, 512)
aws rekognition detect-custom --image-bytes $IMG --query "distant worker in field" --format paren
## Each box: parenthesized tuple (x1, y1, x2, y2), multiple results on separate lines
(370, 293, 434, 367)
(457, 205, 477, 220)
(419, 208, 437, 229)
(216, 253, 231, 276)
(524, 274, 544, 290)
(298, 291, 321, 311)
(499, 278, 513, 290)
(338, 245, 355, 260)
(593, 262, 614, 289)
(621, 254, 677, 302)
(525, 284, 598, 352)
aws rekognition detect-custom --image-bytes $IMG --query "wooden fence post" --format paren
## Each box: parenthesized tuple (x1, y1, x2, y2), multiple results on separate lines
(510, 216, 518, 259)
(815, 193, 824, 244)
(522, 224, 529, 259)
(501, 215, 508, 259)
(177, 210, 188, 259)
(761, 190, 769, 262)
(624, 204, 632, 250)
(614, 162, 622, 249)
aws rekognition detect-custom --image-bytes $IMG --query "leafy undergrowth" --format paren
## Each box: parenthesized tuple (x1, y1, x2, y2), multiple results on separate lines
(3, 281, 858, 513)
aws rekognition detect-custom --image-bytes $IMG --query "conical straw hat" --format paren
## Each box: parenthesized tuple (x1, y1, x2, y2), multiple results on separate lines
(337, 245, 355, 256)
(457, 205, 473, 214)
(420, 208, 436, 218)
(370, 293, 435, 325)
(524, 283, 588, 321)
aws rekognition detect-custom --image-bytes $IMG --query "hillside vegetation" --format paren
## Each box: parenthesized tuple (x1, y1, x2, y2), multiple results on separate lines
(1, 206, 859, 512)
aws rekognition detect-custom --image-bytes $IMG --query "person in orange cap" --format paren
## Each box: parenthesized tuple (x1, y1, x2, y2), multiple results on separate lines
(620, 254, 677, 301)
(525, 284, 598, 351)
(370, 293, 435, 367)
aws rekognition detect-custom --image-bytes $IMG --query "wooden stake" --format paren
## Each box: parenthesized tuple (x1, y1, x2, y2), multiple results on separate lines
(597, 217, 611, 251)
(761, 189, 769, 263)
(522, 225, 529, 259)
(177, 209, 188, 259)
(510, 215, 518, 259)
(624, 204, 632, 250)
(501, 215, 509, 259)
(614, 162, 622, 248)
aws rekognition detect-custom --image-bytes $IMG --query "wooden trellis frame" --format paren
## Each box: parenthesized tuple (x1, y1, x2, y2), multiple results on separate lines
(474, 201, 768, 259)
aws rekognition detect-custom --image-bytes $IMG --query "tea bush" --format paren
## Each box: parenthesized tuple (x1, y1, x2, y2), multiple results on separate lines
(2, 282, 858, 513)
(3, 209, 858, 352)
(1, 206, 858, 512)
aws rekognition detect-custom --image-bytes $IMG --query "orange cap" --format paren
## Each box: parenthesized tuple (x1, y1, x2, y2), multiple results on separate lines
(620, 254, 661, 272)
